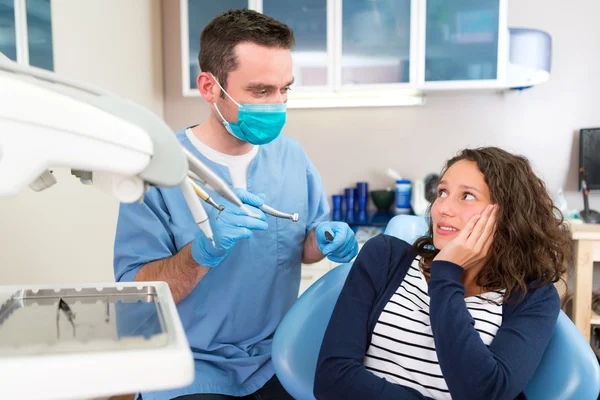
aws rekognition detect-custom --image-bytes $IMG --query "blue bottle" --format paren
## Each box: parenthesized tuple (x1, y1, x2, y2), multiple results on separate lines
(344, 188, 356, 223)
(332, 194, 343, 221)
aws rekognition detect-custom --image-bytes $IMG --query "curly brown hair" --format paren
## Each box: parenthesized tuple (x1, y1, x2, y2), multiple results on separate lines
(413, 147, 572, 302)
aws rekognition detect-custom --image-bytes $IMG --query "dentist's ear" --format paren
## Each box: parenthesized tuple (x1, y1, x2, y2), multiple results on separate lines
(197, 72, 219, 103)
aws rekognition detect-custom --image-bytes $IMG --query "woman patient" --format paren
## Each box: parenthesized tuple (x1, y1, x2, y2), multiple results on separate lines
(314, 147, 572, 400)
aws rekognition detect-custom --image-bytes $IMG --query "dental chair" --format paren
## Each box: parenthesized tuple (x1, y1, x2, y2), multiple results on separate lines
(272, 215, 600, 400)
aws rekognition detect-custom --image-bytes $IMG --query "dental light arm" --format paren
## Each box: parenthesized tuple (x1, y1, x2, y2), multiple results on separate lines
(0, 54, 247, 241)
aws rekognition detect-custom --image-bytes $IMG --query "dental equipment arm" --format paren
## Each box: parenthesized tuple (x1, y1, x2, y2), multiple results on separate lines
(0, 55, 245, 242)
(0, 53, 219, 400)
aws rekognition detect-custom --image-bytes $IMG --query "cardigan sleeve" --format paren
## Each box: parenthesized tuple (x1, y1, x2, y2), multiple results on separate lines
(428, 260, 560, 400)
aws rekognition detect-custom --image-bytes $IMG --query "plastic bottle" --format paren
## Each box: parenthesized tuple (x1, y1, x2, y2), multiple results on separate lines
(395, 179, 412, 214)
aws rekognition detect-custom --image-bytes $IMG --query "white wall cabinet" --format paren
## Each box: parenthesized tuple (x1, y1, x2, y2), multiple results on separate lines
(0, 0, 54, 71)
(418, 0, 508, 90)
(299, 257, 335, 296)
(180, 0, 522, 107)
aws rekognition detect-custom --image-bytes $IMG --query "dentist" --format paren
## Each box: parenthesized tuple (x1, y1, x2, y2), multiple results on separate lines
(113, 9, 358, 400)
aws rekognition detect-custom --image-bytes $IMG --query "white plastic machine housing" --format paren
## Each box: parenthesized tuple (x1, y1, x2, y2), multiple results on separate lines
(0, 55, 189, 202)
(0, 282, 194, 400)
(0, 56, 195, 399)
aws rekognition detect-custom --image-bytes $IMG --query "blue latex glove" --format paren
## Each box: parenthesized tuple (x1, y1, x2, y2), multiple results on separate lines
(315, 221, 359, 263)
(191, 188, 268, 267)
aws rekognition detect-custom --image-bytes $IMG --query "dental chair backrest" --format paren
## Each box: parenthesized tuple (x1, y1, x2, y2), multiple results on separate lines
(272, 215, 600, 400)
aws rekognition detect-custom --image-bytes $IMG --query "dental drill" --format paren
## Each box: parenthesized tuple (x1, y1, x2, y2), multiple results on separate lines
(187, 171, 299, 223)
(187, 177, 225, 216)
(182, 147, 260, 219)
(260, 204, 299, 223)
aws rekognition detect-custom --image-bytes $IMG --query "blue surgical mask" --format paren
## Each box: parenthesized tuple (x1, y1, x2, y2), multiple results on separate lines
(211, 74, 287, 145)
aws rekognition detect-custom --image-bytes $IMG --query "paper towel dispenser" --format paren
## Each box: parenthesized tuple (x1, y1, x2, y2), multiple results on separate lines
(507, 28, 552, 90)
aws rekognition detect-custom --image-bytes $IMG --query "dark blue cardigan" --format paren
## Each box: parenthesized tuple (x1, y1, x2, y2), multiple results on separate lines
(314, 234, 559, 400)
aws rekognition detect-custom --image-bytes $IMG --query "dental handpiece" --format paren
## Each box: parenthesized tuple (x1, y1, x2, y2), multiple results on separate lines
(187, 177, 225, 215)
(180, 179, 214, 246)
(187, 169, 296, 222)
(182, 147, 260, 218)
(260, 204, 299, 223)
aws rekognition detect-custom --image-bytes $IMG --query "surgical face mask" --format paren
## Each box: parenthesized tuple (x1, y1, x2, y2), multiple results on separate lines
(210, 74, 287, 145)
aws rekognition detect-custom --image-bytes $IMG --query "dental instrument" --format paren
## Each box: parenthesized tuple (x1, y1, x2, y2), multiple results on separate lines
(260, 204, 299, 223)
(324, 231, 334, 242)
(187, 170, 205, 184)
(187, 177, 225, 216)
(180, 178, 214, 246)
(188, 171, 279, 221)
(182, 147, 260, 218)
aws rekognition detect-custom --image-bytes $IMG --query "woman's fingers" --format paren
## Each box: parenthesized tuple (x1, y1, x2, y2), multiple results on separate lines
(466, 204, 494, 247)
(457, 213, 481, 242)
(474, 205, 498, 252)
(481, 227, 495, 257)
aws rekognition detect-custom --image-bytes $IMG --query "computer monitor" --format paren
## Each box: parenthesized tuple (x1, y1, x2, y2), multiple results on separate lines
(579, 128, 600, 191)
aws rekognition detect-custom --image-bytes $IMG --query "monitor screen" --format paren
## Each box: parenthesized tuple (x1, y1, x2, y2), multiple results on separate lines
(579, 128, 600, 191)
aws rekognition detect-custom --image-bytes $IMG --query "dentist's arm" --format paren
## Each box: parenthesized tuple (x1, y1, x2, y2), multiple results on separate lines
(117, 188, 267, 304)
(134, 244, 207, 304)
(302, 229, 324, 264)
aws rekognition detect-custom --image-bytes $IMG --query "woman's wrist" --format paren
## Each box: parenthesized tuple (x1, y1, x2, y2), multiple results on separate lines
(429, 260, 464, 282)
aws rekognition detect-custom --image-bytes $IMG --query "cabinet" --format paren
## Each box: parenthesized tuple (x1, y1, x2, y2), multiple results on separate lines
(569, 222, 600, 343)
(299, 258, 335, 296)
(180, 0, 524, 106)
(418, 0, 508, 89)
(0, 0, 54, 71)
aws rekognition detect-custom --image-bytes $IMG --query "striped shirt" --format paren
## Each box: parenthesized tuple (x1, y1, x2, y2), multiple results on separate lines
(363, 257, 504, 399)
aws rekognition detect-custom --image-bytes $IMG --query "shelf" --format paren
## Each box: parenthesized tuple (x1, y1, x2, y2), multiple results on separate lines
(568, 221, 600, 240)
(591, 313, 600, 326)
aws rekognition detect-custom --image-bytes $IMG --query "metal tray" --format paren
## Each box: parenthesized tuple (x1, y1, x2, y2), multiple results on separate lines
(0, 285, 169, 356)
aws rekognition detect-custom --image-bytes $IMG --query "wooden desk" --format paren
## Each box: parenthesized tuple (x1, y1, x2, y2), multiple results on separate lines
(569, 222, 600, 342)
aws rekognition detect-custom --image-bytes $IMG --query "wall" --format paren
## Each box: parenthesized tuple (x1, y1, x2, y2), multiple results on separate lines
(0, 0, 164, 285)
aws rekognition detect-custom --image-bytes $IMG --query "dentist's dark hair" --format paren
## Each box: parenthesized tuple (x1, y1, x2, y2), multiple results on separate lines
(413, 147, 572, 302)
(199, 9, 295, 97)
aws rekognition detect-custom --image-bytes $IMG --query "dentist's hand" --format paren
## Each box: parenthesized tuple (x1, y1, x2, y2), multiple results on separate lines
(316, 221, 359, 263)
(191, 188, 268, 267)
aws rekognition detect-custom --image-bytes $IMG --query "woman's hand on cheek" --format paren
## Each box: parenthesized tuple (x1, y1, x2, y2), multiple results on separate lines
(433, 204, 498, 269)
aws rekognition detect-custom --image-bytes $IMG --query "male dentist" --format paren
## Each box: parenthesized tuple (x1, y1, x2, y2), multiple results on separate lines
(114, 9, 358, 400)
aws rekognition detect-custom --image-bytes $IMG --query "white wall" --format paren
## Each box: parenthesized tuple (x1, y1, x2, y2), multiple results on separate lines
(0, 0, 164, 285)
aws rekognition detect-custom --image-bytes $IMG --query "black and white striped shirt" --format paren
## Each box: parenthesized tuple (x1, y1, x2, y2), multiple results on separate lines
(363, 257, 503, 399)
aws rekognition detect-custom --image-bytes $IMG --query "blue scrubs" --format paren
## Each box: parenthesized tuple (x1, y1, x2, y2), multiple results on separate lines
(113, 129, 330, 399)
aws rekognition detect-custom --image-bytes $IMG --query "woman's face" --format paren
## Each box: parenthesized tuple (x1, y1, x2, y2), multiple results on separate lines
(431, 160, 493, 250)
